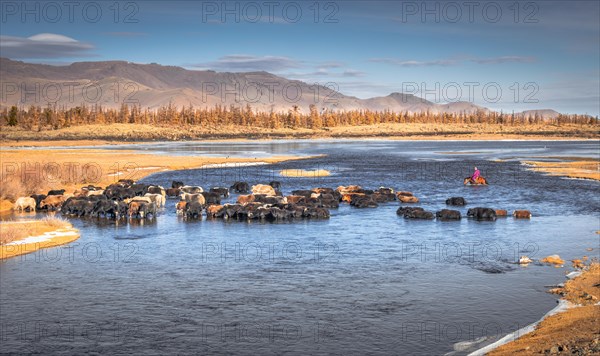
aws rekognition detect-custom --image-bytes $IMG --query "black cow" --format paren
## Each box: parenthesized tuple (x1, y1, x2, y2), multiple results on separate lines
(230, 182, 250, 193)
(30, 194, 47, 210)
(201, 192, 221, 205)
(404, 209, 434, 220)
(47, 189, 65, 196)
(371, 192, 396, 203)
(350, 195, 378, 208)
(396, 206, 424, 217)
(61, 197, 85, 216)
(184, 201, 203, 219)
(131, 184, 149, 196)
(221, 204, 243, 219)
(172, 181, 184, 189)
(93, 200, 120, 219)
(291, 190, 313, 198)
(210, 187, 229, 198)
(446, 197, 467, 206)
(467, 207, 497, 221)
(436, 209, 462, 220)
(303, 207, 330, 219)
(139, 202, 157, 219)
(166, 188, 181, 198)
(104, 186, 135, 200)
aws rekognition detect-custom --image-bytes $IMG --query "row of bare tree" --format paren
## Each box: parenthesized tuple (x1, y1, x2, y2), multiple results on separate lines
(2, 103, 597, 130)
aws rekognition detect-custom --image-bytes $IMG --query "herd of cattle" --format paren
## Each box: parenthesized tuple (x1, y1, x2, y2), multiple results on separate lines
(12, 179, 532, 222)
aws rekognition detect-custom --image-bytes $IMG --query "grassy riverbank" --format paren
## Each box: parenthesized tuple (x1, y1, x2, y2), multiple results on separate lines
(1, 123, 598, 143)
(0, 218, 80, 259)
(489, 263, 600, 355)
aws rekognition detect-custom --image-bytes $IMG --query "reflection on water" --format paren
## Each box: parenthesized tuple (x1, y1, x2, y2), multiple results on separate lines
(1, 140, 598, 355)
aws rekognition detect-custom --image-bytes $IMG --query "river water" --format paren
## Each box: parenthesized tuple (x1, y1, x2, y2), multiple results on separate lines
(1, 140, 598, 355)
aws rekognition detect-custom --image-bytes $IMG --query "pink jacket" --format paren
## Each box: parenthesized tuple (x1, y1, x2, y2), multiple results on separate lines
(472, 169, 481, 180)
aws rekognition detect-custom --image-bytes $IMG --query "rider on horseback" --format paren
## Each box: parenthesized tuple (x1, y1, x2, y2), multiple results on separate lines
(472, 167, 481, 181)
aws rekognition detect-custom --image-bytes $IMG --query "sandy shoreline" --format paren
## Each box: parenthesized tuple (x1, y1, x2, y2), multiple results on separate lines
(483, 263, 600, 355)
(522, 160, 600, 181)
(0, 220, 80, 259)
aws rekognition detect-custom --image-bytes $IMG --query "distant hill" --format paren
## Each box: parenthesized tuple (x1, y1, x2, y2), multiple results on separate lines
(515, 109, 561, 119)
(0, 58, 558, 116)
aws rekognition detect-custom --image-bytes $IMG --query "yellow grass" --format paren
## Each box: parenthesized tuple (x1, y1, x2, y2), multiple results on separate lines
(1, 122, 598, 144)
(279, 169, 331, 177)
(0, 217, 72, 245)
(0, 199, 13, 213)
(0, 217, 80, 259)
(523, 160, 600, 181)
(489, 263, 600, 355)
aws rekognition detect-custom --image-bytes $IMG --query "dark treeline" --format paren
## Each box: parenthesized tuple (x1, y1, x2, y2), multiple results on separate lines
(1, 103, 597, 130)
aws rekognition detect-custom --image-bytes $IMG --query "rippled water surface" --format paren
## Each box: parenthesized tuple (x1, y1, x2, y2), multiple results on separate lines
(1, 140, 598, 355)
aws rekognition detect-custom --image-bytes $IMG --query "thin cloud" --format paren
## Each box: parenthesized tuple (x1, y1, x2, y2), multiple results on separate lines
(0, 33, 94, 59)
(191, 55, 302, 72)
(342, 69, 366, 77)
(370, 56, 536, 67)
(285, 68, 365, 80)
(317, 61, 345, 69)
(369, 58, 459, 67)
(471, 56, 536, 64)
(104, 32, 148, 37)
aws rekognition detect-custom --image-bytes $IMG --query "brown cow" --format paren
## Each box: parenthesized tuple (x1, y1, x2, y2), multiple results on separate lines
(286, 195, 306, 204)
(175, 201, 187, 215)
(128, 201, 142, 217)
(341, 193, 365, 203)
(251, 184, 276, 196)
(206, 204, 223, 218)
(513, 210, 532, 219)
(398, 195, 419, 203)
(237, 194, 256, 204)
(495, 209, 508, 217)
(179, 193, 206, 205)
(39, 195, 66, 210)
(166, 188, 181, 198)
(396, 191, 414, 197)
(336, 185, 363, 194)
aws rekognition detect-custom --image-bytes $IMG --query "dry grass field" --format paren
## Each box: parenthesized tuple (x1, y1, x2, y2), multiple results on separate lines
(0, 217, 72, 245)
(1, 122, 598, 143)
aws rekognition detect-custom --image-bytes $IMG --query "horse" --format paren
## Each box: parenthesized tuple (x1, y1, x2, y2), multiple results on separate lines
(464, 176, 488, 185)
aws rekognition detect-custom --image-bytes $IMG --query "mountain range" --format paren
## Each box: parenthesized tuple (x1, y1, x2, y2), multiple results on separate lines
(0, 58, 559, 118)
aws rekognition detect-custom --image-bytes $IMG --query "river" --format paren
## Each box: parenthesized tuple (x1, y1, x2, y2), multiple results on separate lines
(1, 140, 598, 355)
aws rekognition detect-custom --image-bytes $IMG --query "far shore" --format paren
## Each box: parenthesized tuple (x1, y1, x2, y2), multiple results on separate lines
(1, 123, 598, 145)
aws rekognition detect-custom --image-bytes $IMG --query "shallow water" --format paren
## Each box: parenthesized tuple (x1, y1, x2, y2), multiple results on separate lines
(1, 140, 598, 355)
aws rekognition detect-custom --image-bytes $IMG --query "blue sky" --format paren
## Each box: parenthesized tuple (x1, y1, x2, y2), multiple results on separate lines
(1, 1, 598, 115)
